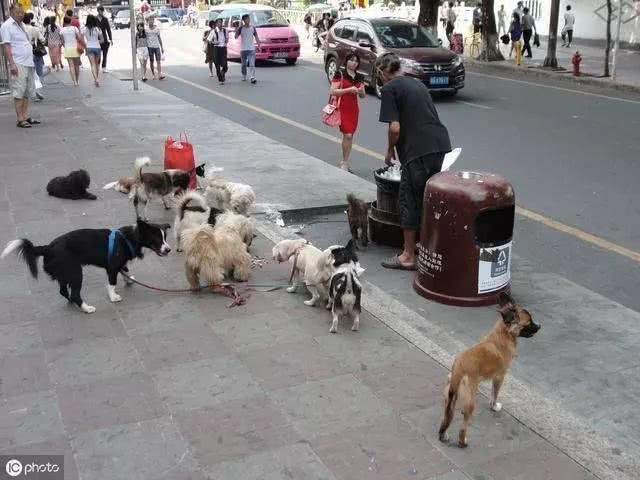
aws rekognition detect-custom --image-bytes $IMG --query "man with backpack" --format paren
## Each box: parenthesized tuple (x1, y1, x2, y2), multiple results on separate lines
(235, 13, 260, 84)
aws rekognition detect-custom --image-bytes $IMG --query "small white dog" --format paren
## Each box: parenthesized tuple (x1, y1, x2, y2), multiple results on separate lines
(214, 211, 256, 248)
(285, 243, 334, 307)
(205, 176, 256, 216)
(174, 191, 223, 252)
(272, 238, 310, 263)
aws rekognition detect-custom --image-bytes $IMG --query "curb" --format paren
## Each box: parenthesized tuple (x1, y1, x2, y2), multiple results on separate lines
(465, 61, 640, 97)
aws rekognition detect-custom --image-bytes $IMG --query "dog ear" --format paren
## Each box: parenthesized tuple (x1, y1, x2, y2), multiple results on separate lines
(498, 292, 514, 307)
(499, 306, 516, 325)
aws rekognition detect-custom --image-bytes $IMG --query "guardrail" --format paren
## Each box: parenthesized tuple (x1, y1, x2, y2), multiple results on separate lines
(280, 8, 305, 26)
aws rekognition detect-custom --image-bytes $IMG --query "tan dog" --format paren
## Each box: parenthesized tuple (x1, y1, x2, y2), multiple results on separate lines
(438, 292, 540, 448)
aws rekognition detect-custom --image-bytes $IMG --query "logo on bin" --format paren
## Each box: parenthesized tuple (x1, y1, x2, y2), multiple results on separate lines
(492, 248, 509, 277)
(478, 242, 512, 294)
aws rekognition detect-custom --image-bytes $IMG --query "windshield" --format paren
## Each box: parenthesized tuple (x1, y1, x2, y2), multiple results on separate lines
(209, 10, 223, 20)
(250, 9, 288, 27)
(373, 22, 439, 48)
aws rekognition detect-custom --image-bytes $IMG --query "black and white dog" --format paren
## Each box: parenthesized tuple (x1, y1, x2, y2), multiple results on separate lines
(328, 239, 365, 333)
(46, 169, 97, 200)
(1, 219, 171, 313)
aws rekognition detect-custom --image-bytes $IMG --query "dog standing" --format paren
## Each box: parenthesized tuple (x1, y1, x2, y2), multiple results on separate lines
(46, 169, 97, 200)
(346, 193, 369, 248)
(328, 261, 364, 333)
(272, 238, 309, 263)
(205, 177, 256, 216)
(1, 219, 171, 313)
(438, 292, 540, 448)
(174, 191, 223, 252)
(285, 243, 334, 307)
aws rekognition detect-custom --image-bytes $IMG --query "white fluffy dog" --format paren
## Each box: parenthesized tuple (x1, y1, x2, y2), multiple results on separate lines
(272, 238, 310, 263)
(180, 223, 251, 289)
(205, 177, 256, 216)
(214, 211, 256, 248)
(173, 191, 223, 252)
(284, 242, 335, 307)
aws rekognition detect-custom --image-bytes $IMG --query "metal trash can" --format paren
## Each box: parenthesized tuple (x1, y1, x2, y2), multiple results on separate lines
(414, 171, 515, 306)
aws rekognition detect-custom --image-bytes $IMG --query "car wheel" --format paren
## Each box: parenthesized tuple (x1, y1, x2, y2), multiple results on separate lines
(285, 58, 297, 66)
(325, 57, 337, 83)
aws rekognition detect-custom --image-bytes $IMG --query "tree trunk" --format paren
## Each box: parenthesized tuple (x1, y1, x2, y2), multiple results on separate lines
(418, 0, 440, 33)
(543, 0, 560, 68)
(604, 0, 612, 76)
(477, 0, 504, 61)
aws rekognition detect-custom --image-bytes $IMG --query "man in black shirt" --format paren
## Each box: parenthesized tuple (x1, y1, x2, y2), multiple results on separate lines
(97, 6, 112, 72)
(377, 53, 451, 270)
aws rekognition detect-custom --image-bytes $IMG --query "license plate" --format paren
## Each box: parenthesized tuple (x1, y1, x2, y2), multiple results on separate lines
(429, 75, 449, 86)
(273, 52, 289, 58)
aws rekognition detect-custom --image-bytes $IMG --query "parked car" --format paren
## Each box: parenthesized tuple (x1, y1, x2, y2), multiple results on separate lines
(323, 17, 465, 96)
(212, 5, 300, 65)
(113, 9, 131, 29)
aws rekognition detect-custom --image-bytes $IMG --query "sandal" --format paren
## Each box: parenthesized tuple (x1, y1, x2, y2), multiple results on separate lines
(26, 118, 41, 125)
(381, 255, 417, 271)
(17, 120, 32, 128)
(142, 78, 148, 82)
(159, 75, 165, 80)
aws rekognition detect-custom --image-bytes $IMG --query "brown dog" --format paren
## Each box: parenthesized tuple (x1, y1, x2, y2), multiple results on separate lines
(438, 292, 540, 448)
(346, 193, 369, 248)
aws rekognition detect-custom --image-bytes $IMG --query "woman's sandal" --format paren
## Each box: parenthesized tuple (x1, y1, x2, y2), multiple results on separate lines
(17, 120, 32, 128)
(26, 118, 41, 125)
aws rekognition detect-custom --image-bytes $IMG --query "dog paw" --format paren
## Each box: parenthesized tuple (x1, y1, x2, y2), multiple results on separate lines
(438, 432, 448, 443)
(109, 293, 122, 303)
(81, 303, 96, 314)
(351, 324, 359, 331)
(303, 299, 315, 307)
(286, 286, 296, 293)
(176, 248, 183, 253)
(457, 440, 468, 449)
(329, 326, 337, 333)
(490, 402, 502, 412)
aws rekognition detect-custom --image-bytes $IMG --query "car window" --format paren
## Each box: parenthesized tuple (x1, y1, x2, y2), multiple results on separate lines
(332, 25, 343, 37)
(230, 15, 241, 28)
(355, 27, 374, 43)
(338, 24, 355, 40)
(250, 9, 288, 27)
(372, 22, 439, 48)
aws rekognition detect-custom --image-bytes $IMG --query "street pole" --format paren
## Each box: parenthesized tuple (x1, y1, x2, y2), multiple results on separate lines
(129, 0, 139, 91)
(611, 0, 623, 81)
(543, 0, 560, 68)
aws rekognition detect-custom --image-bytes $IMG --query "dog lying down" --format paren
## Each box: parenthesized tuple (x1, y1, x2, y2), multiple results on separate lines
(47, 169, 97, 200)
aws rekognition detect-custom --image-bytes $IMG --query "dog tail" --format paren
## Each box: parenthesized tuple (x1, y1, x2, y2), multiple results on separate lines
(134, 156, 151, 181)
(1, 239, 47, 279)
(439, 362, 463, 441)
(346, 192, 358, 207)
(176, 191, 208, 221)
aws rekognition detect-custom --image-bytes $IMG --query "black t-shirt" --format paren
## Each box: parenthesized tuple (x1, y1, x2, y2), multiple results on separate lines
(379, 76, 451, 164)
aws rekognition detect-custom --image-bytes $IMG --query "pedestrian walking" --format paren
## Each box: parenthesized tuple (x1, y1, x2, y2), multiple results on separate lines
(497, 4, 507, 37)
(303, 12, 312, 39)
(96, 6, 112, 73)
(509, 12, 522, 66)
(445, 2, 456, 42)
(23, 12, 45, 101)
(203, 20, 216, 77)
(521, 7, 536, 58)
(0, 3, 40, 128)
(135, 22, 149, 82)
(60, 16, 83, 86)
(66, 9, 80, 29)
(472, 2, 482, 34)
(209, 17, 228, 85)
(83, 14, 103, 87)
(45, 16, 64, 72)
(146, 17, 165, 80)
(329, 52, 365, 172)
(376, 53, 451, 271)
(235, 13, 260, 84)
(561, 5, 575, 48)
(513, 1, 524, 18)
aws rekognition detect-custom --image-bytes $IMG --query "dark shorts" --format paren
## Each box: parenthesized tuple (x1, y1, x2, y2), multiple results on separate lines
(148, 47, 161, 62)
(398, 152, 445, 231)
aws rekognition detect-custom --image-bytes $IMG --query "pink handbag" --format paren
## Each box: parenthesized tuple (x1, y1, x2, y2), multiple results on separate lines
(321, 76, 343, 128)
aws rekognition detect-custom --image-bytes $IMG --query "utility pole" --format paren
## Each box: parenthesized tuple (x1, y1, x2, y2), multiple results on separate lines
(129, 0, 139, 91)
(611, 0, 624, 81)
(543, 0, 560, 68)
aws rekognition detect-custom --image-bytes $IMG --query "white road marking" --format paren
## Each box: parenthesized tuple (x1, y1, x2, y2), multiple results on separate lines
(455, 100, 493, 109)
(467, 70, 640, 105)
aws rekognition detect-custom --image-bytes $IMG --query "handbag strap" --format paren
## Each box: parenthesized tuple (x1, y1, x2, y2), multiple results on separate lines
(180, 132, 189, 144)
(329, 73, 343, 108)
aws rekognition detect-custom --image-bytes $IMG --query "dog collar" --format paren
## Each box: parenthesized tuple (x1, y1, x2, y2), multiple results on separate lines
(108, 229, 137, 261)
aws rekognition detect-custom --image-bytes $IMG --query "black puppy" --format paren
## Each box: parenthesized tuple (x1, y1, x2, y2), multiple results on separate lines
(1, 219, 171, 313)
(330, 239, 359, 267)
(47, 169, 97, 200)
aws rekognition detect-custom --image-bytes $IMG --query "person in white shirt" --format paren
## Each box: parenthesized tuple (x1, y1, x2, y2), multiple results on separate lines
(0, 3, 39, 128)
(60, 16, 82, 86)
(497, 4, 507, 37)
(207, 17, 228, 85)
(235, 13, 260, 84)
(562, 5, 575, 47)
(145, 17, 164, 80)
(83, 14, 104, 87)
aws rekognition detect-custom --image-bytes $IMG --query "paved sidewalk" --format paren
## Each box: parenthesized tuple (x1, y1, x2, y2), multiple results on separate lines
(0, 72, 633, 480)
(463, 38, 640, 94)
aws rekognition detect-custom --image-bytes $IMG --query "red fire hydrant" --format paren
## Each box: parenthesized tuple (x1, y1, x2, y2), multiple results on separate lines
(572, 51, 582, 76)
